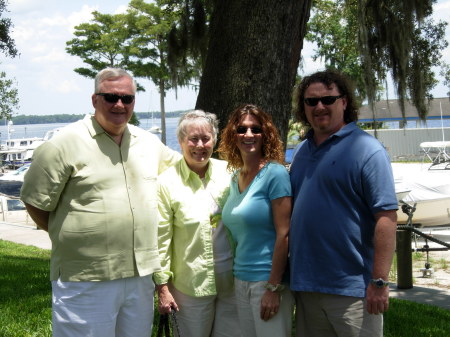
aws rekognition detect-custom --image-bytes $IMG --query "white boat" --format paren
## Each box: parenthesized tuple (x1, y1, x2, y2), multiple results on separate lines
(148, 125, 162, 134)
(0, 126, 62, 168)
(147, 111, 162, 134)
(0, 137, 43, 168)
(0, 163, 30, 182)
(0, 121, 43, 167)
(393, 162, 450, 227)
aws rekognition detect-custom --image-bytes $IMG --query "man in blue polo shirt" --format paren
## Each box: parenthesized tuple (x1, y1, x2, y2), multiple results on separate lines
(289, 70, 398, 337)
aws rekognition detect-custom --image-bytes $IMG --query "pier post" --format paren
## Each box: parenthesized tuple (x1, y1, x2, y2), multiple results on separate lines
(396, 228, 413, 289)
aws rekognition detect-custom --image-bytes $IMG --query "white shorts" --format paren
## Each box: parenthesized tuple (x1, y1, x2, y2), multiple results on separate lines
(52, 275, 155, 337)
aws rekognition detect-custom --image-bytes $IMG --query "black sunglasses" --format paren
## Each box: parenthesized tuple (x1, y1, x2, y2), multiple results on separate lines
(304, 95, 344, 107)
(96, 93, 135, 105)
(236, 126, 263, 134)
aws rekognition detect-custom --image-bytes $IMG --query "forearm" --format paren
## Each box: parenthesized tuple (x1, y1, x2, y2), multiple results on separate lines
(371, 210, 397, 280)
(366, 210, 397, 314)
(268, 196, 291, 285)
(25, 203, 50, 231)
(268, 235, 289, 285)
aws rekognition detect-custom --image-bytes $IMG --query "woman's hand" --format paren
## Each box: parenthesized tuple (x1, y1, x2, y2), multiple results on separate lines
(157, 284, 179, 314)
(260, 290, 280, 321)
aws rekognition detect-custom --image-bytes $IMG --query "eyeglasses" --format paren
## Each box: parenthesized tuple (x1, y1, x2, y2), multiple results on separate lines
(304, 95, 344, 107)
(96, 93, 135, 105)
(236, 126, 263, 134)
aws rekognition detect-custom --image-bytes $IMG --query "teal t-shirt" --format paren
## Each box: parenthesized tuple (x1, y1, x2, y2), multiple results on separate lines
(222, 162, 291, 281)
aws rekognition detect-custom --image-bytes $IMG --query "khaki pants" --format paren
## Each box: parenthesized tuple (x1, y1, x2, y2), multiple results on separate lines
(294, 291, 383, 337)
(169, 270, 241, 337)
(234, 278, 294, 337)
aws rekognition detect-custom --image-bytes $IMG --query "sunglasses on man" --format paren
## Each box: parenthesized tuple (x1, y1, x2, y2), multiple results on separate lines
(96, 93, 135, 105)
(304, 95, 344, 107)
(236, 126, 263, 134)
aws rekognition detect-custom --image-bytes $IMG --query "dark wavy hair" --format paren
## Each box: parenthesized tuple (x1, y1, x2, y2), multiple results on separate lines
(217, 104, 284, 171)
(293, 69, 358, 126)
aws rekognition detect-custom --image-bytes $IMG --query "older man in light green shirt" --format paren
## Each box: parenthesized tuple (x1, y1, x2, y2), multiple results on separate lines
(23, 115, 176, 281)
(21, 68, 179, 337)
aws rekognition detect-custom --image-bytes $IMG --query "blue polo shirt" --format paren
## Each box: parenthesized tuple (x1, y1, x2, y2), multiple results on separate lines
(289, 123, 398, 297)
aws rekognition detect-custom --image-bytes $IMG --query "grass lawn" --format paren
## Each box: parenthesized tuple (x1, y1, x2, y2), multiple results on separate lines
(385, 298, 450, 337)
(0, 240, 52, 337)
(1, 239, 449, 337)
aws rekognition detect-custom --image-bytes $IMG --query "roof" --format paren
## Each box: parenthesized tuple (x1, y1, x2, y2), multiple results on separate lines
(358, 97, 450, 122)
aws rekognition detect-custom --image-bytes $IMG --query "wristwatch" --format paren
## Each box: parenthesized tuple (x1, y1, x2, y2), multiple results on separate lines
(370, 278, 389, 288)
(264, 283, 285, 292)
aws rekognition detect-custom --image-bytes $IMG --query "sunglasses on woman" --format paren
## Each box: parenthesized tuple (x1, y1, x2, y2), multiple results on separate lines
(304, 95, 344, 107)
(236, 126, 263, 134)
(96, 93, 135, 105)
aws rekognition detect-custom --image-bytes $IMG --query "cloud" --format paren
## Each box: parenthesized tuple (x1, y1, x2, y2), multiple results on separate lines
(7, 0, 44, 14)
(66, 5, 98, 33)
(112, 5, 128, 14)
(434, 1, 450, 22)
(9, 5, 102, 72)
(31, 48, 70, 64)
(54, 80, 83, 94)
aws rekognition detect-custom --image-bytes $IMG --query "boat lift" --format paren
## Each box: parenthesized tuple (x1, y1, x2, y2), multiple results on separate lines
(396, 202, 450, 289)
(420, 102, 450, 170)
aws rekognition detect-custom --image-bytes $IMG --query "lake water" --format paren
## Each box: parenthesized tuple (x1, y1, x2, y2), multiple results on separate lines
(385, 119, 450, 129)
(0, 117, 182, 152)
(1, 117, 449, 155)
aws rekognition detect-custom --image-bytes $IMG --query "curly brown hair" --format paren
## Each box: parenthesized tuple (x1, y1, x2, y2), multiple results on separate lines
(293, 69, 358, 126)
(217, 104, 285, 171)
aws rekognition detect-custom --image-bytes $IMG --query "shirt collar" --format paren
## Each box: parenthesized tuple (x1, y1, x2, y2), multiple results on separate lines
(83, 114, 134, 139)
(180, 157, 212, 184)
(306, 122, 357, 143)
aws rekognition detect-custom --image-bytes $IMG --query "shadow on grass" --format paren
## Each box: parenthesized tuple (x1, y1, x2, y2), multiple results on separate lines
(0, 246, 51, 300)
(0, 240, 52, 337)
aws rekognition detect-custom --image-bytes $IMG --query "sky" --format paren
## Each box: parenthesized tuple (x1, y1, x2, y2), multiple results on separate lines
(0, 0, 449, 116)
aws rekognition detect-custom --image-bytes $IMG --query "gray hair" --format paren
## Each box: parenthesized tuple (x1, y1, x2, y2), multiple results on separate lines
(177, 110, 219, 144)
(94, 68, 137, 94)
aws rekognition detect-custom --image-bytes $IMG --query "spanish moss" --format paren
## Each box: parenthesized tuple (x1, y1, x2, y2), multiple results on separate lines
(358, 0, 436, 120)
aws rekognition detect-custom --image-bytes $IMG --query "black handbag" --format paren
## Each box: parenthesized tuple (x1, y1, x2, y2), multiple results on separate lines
(156, 309, 182, 337)
(156, 313, 171, 337)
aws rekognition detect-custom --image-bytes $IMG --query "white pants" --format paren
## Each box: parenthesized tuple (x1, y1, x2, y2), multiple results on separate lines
(169, 270, 241, 337)
(294, 291, 383, 337)
(52, 276, 155, 337)
(234, 278, 294, 337)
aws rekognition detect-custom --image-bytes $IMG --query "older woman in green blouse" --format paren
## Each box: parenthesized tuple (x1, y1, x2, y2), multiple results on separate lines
(153, 110, 240, 337)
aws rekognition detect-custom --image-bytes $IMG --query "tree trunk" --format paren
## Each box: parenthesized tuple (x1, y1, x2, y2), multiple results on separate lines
(195, 0, 312, 147)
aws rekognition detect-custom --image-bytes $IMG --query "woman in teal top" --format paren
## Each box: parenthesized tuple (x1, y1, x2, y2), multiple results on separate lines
(218, 104, 293, 337)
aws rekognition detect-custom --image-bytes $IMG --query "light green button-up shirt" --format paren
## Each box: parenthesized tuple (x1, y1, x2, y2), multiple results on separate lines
(21, 115, 179, 281)
(153, 158, 232, 297)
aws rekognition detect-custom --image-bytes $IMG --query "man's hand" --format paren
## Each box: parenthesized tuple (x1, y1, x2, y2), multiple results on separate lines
(366, 284, 389, 314)
(24, 203, 49, 231)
